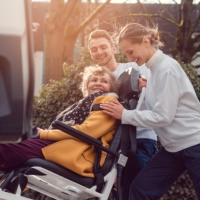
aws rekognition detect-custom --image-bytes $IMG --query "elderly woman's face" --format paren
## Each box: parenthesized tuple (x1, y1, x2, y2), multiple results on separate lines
(87, 73, 112, 95)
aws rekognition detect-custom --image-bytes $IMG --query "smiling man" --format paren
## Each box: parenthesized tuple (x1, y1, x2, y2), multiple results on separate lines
(88, 29, 158, 200)
(88, 30, 151, 81)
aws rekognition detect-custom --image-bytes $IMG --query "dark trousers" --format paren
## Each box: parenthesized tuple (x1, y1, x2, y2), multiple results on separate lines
(122, 139, 158, 200)
(129, 143, 200, 200)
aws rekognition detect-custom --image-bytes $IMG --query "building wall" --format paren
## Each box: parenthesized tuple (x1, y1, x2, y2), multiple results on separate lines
(34, 51, 44, 96)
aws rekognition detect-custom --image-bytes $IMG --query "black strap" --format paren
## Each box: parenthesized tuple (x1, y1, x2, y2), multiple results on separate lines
(128, 125, 137, 154)
(0, 170, 16, 190)
(121, 100, 137, 155)
(91, 100, 137, 191)
(120, 124, 131, 155)
(93, 147, 104, 191)
(18, 173, 28, 195)
(91, 104, 102, 111)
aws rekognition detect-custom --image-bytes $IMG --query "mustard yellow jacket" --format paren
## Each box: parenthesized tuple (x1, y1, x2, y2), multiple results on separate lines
(39, 94, 118, 178)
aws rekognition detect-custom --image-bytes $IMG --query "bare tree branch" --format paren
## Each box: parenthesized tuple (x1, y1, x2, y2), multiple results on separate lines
(137, 0, 154, 26)
(160, 31, 176, 51)
(161, 30, 177, 41)
(193, 33, 200, 43)
(156, 0, 177, 22)
(189, 12, 200, 37)
(61, 0, 79, 25)
(76, 0, 110, 34)
(109, 13, 182, 27)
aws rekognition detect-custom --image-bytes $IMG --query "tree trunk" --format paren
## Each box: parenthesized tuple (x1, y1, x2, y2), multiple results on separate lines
(45, 28, 65, 83)
(44, 0, 79, 83)
(44, 0, 110, 83)
(63, 34, 79, 65)
(62, 12, 81, 64)
(176, 0, 194, 63)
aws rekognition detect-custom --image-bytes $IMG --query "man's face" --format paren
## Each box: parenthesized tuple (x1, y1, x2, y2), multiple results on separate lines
(88, 37, 116, 66)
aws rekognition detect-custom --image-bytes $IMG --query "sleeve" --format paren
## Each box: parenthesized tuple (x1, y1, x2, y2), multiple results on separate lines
(40, 95, 118, 141)
(39, 129, 74, 141)
(122, 71, 180, 128)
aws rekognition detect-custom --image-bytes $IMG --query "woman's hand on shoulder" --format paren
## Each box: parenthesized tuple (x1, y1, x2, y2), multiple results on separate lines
(100, 101, 124, 120)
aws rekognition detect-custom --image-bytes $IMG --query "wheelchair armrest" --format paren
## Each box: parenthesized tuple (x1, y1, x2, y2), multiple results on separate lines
(52, 120, 119, 158)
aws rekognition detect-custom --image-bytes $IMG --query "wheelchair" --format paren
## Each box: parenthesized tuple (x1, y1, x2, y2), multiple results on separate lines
(0, 67, 144, 200)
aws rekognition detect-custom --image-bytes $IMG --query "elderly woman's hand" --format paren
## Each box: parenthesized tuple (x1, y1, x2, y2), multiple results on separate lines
(139, 77, 147, 92)
(100, 101, 124, 120)
(37, 128, 43, 135)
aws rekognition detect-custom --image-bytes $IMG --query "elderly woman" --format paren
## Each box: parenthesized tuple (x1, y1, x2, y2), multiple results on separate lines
(0, 65, 119, 178)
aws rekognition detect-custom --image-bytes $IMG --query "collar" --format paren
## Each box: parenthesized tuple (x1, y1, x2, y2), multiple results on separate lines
(146, 50, 163, 71)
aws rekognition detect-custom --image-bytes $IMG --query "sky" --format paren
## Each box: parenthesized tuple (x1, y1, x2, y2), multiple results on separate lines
(32, 0, 181, 3)
(32, 0, 200, 3)
(101, 0, 182, 3)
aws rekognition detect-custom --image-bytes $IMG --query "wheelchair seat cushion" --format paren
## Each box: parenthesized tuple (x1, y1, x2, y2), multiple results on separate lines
(21, 158, 95, 188)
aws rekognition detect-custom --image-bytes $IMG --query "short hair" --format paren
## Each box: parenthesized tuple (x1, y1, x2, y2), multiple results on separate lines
(88, 30, 114, 48)
(80, 65, 119, 97)
(118, 23, 164, 48)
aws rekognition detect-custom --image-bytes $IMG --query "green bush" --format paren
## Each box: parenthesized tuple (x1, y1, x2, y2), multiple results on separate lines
(180, 62, 200, 100)
(160, 171, 197, 200)
(114, 52, 128, 63)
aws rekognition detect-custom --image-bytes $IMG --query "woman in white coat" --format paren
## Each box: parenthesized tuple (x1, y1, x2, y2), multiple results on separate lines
(100, 23, 200, 200)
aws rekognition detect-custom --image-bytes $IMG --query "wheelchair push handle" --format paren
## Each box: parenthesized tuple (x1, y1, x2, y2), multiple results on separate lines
(136, 74, 146, 111)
